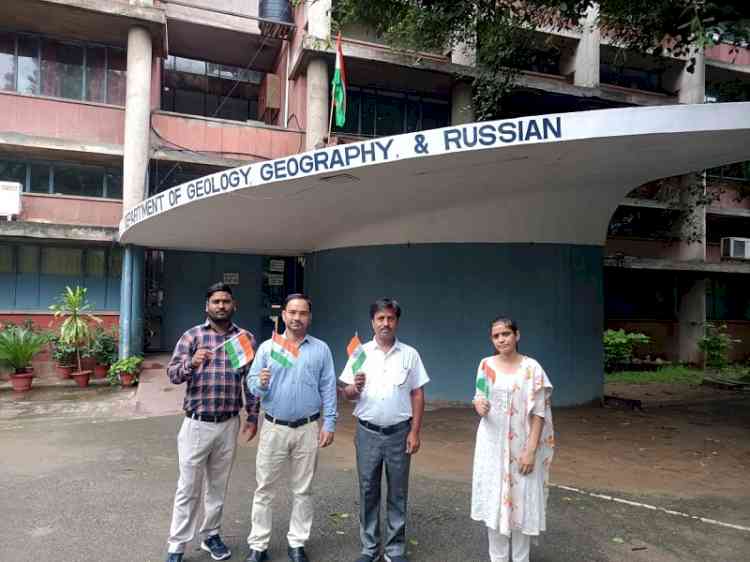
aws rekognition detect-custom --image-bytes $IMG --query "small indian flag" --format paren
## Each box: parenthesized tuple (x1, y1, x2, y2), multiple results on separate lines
(223, 332, 255, 369)
(346, 334, 367, 373)
(476, 360, 496, 399)
(331, 32, 347, 127)
(270, 331, 299, 369)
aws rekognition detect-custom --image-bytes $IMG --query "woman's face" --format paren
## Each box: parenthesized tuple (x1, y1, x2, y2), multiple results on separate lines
(491, 322, 519, 355)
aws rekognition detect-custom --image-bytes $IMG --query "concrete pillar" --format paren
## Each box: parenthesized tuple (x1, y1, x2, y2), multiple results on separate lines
(677, 50, 706, 104)
(451, 40, 476, 67)
(122, 26, 152, 212)
(120, 26, 152, 358)
(451, 81, 474, 125)
(573, 5, 600, 88)
(678, 277, 706, 364)
(307, 0, 331, 40)
(306, 57, 329, 149)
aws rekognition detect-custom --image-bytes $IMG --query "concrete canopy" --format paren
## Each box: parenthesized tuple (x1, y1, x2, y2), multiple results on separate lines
(120, 103, 750, 254)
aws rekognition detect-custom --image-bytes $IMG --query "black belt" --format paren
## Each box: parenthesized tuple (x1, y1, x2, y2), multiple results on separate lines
(264, 412, 320, 428)
(358, 418, 411, 435)
(185, 411, 238, 423)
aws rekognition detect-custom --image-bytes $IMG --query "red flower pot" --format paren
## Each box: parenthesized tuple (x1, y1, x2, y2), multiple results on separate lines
(56, 364, 74, 378)
(70, 370, 92, 388)
(10, 372, 34, 392)
(93, 364, 108, 379)
(120, 373, 137, 387)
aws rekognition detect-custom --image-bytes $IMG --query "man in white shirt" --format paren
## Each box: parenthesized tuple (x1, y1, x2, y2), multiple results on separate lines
(340, 298, 430, 562)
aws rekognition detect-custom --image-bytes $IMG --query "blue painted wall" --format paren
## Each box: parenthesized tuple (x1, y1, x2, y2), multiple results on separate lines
(305, 243, 604, 406)
(162, 251, 265, 352)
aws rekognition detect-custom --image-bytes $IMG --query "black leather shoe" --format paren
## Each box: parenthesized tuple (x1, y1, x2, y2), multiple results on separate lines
(246, 550, 268, 562)
(288, 546, 309, 562)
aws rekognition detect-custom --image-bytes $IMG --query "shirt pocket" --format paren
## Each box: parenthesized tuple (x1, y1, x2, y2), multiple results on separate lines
(391, 355, 411, 387)
(301, 364, 319, 389)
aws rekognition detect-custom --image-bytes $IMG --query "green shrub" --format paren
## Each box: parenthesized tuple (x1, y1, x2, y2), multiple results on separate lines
(698, 322, 740, 370)
(0, 325, 51, 373)
(107, 355, 143, 386)
(603, 329, 651, 372)
(91, 327, 118, 366)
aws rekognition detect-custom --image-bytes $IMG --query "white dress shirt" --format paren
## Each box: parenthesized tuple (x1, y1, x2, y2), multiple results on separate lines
(339, 338, 430, 427)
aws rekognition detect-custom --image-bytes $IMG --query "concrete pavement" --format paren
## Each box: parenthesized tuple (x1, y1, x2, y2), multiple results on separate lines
(1, 412, 749, 562)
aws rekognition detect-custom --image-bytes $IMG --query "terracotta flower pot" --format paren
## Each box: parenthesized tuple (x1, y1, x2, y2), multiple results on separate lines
(93, 364, 108, 379)
(120, 372, 137, 387)
(56, 364, 74, 378)
(10, 370, 34, 392)
(81, 357, 96, 371)
(70, 370, 92, 388)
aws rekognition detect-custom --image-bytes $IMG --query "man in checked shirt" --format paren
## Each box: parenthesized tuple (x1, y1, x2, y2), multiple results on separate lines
(165, 282, 260, 562)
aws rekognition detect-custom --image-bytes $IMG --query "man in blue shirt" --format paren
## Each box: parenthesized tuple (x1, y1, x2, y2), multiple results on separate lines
(245, 294, 337, 562)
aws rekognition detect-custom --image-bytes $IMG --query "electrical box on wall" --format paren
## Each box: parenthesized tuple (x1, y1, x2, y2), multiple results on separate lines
(0, 181, 22, 220)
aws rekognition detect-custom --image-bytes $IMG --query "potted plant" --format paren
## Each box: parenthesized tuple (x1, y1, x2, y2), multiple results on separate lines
(91, 327, 118, 379)
(107, 356, 144, 387)
(50, 336, 77, 378)
(49, 286, 102, 388)
(0, 325, 50, 392)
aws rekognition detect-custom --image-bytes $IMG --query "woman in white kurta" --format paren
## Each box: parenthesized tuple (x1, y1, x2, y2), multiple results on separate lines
(471, 317, 554, 562)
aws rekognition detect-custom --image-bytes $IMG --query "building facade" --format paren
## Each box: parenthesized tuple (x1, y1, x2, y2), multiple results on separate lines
(1, 1, 749, 402)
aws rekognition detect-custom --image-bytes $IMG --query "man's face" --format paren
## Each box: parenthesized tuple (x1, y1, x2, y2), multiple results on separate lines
(282, 298, 311, 334)
(371, 308, 399, 341)
(206, 291, 235, 323)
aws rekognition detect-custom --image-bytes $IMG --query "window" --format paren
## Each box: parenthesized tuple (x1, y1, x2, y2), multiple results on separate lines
(707, 162, 750, 181)
(162, 55, 261, 122)
(0, 157, 123, 199)
(600, 62, 665, 94)
(0, 245, 12, 273)
(333, 87, 450, 137)
(0, 31, 125, 104)
(42, 247, 83, 276)
(86, 249, 106, 278)
(18, 246, 39, 274)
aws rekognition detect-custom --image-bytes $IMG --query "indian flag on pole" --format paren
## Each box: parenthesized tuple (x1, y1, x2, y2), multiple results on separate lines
(332, 32, 347, 127)
(346, 334, 366, 373)
(476, 359, 496, 399)
(270, 331, 300, 369)
(222, 332, 255, 369)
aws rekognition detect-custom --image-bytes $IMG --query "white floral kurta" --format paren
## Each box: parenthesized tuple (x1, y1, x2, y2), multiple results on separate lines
(471, 355, 554, 537)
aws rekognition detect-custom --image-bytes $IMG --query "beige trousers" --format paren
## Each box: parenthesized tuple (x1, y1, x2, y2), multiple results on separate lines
(247, 419, 320, 550)
(167, 416, 240, 554)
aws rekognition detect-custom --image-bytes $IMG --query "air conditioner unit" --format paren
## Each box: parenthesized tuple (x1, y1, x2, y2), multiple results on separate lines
(720, 237, 750, 260)
(0, 181, 22, 220)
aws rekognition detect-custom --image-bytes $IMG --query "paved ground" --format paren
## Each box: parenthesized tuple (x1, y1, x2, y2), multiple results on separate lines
(1, 395, 749, 562)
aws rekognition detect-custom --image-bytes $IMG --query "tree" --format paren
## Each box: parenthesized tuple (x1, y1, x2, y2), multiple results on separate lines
(334, 0, 750, 119)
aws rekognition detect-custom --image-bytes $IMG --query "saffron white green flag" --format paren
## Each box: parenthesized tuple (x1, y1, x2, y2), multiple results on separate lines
(346, 333, 366, 373)
(222, 332, 255, 369)
(271, 331, 299, 369)
(331, 32, 347, 127)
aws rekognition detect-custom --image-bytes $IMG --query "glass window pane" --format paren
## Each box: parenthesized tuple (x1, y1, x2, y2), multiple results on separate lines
(376, 93, 404, 136)
(0, 245, 13, 273)
(54, 164, 104, 197)
(18, 245, 39, 273)
(85, 45, 106, 103)
(0, 160, 27, 188)
(174, 88, 205, 116)
(17, 35, 40, 95)
(361, 93, 376, 136)
(41, 40, 83, 100)
(29, 163, 50, 193)
(0, 32, 16, 91)
(86, 249, 106, 278)
(109, 247, 122, 277)
(105, 168, 123, 199)
(175, 56, 205, 75)
(42, 247, 82, 275)
(405, 98, 420, 132)
(421, 100, 449, 131)
(107, 48, 126, 105)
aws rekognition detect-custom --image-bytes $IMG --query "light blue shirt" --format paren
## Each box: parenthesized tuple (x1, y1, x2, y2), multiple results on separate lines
(248, 333, 337, 433)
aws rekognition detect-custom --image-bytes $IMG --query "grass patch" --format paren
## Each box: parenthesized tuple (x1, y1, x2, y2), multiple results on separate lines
(606, 366, 704, 385)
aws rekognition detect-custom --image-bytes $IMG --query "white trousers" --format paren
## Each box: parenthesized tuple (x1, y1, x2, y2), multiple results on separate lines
(488, 527, 531, 562)
(167, 416, 240, 554)
(247, 419, 320, 550)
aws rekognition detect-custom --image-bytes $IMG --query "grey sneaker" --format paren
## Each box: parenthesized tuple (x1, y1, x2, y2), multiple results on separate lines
(201, 534, 232, 561)
(383, 555, 408, 562)
(165, 553, 183, 562)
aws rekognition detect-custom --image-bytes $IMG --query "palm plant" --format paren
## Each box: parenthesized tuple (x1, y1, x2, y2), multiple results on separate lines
(49, 286, 102, 373)
(0, 325, 50, 374)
